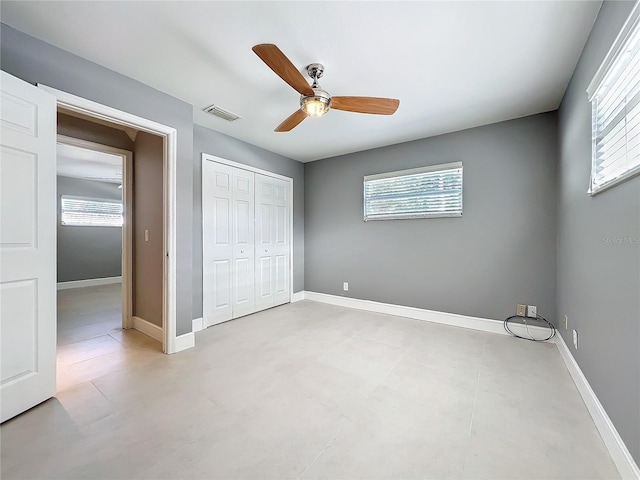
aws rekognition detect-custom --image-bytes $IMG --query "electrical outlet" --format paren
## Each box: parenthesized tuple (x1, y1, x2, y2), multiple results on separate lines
(564, 315, 568, 330)
(573, 329, 578, 349)
(343, 282, 349, 292)
(527, 305, 537, 318)
(516, 304, 526, 317)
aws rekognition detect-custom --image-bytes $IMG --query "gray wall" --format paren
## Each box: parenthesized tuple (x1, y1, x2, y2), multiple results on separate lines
(57, 176, 122, 282)
(192, 124, 304, 319)
(305, 112, 558, 322)
(1, 23, 194, 335)
(133, 132, 165, 327)
(557, 0, 640, 463)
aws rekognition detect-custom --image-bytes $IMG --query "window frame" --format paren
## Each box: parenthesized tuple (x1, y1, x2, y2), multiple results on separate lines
(586, 1, 640, 196)
(60, 194, 124, 227)
(363, 161, 463, 221)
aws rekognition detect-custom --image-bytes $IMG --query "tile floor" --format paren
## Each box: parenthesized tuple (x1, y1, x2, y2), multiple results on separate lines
(0, 289, 620, 479)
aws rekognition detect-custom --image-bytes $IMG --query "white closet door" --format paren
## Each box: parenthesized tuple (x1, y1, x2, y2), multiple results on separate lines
(255, 174, 290, 310)
(230, 169, 255, 318)
(202, 162, 233, 326)
(271, 177, 290, 307)
(1, 72, 57, 422)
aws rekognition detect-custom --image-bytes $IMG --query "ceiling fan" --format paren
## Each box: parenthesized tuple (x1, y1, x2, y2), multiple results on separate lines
(252, 44, 400, 132)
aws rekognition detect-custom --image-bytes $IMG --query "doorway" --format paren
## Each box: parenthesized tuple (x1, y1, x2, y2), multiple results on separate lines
(39, 84, 181, 354)
(56, 133, 133, 332)
(0, 73, 181, 424)
(54, 120, 167, 391)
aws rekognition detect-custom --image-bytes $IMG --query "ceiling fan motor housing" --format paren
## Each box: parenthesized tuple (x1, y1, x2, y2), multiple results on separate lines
(300, 88, 331, 116)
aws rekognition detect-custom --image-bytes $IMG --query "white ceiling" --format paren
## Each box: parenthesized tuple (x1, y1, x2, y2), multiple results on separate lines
(57, 143, 122, 184)
(3, 1, 601, 162)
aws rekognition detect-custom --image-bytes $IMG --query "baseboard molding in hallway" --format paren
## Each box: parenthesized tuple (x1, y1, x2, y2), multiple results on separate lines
(57, 276, 122, 290)
(132, 316, 163, 342)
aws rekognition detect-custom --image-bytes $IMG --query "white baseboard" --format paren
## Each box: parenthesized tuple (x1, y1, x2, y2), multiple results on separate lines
(192, 317, 204, 333)
(303, 291, 552, 339)
(291, 291, 305, 303)
(57, 276, 122, 290)
(172, 332, 195, 353)
(302, 290, 638, 478)
(132, 316, 163, 342)
(555, 334, 639, 479)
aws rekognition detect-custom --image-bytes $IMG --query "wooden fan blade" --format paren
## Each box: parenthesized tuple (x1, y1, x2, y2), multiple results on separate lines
(331, 96, 400, 115)
(275, 109, 308, 132)
(253, 44, 314, 96)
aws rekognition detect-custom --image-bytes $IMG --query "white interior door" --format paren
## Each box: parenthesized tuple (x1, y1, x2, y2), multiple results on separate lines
(231, 169, 255, 318)
(255, 174, 290, 310)
(202, 161, 233, 326)
(0, 72, 57, 423)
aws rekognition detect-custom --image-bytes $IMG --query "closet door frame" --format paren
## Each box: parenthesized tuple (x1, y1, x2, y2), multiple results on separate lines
(201, 153, 294, 307)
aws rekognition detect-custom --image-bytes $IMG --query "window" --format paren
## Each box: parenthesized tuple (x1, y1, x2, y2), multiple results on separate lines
(61, 195, 123, 227)
(363, 162, 463, 221)
(587, 3, 640, 195)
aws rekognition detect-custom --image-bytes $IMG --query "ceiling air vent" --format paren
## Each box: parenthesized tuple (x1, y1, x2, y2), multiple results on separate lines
(203, 104, 241, 122)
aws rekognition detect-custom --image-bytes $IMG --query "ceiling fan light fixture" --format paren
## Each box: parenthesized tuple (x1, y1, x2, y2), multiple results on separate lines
(300, 89, 331, 117)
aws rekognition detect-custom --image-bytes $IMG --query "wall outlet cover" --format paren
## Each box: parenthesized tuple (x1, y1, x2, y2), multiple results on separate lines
(516, 304, 526, 317)
(527, 305, 537, 318)
(564, 315, 568, 330)
(573, 329, 578, 349)
(343, 282, 349, 291)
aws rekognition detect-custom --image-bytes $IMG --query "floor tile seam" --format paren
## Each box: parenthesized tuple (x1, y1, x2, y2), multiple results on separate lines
(89, 379, 115, 406)
(351, 334, 416, 351)
(467, 336, 487, 438)
(312, 332, 359, 363)
(365, 336, 420, 403)
(56, 334, 121, 355)
(57, 352, 126, 372)
(296, 417, 349, 480)
(57, 331, 121, 347)
(57, 353, 129, 388)
(108, 332, 130, 345)
(57, 345, 126, 366)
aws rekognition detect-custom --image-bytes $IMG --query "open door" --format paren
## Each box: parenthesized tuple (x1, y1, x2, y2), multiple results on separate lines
(1, 71, 57, 422)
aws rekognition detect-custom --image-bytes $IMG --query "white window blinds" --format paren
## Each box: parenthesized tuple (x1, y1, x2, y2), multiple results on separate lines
(363, 162, 463, 221)
(587, 4, 640, 195)
(61, 195, 123, 227)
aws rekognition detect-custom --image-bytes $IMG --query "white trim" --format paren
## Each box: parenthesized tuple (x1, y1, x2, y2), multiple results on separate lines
(291, 291, 305, 303)
(201, 153, 295, 304)
(302, 290, 639, 478)
(555, 334, 640, 479)
(586, 0, 640, 100)
(57, 276, 121, 290)
(192, 317, 204, 333)
(173, 332, 195, 353)
(589, 165, 640, 196)
(132, 316, 163, 342)
(363, 161, 462, 182)
(40, 84, 181, 354)
(203, 154, 292, 182)
(302, 291, 553, 340)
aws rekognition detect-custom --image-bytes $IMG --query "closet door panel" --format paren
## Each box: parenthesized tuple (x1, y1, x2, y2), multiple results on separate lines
(202, 162, 233, 326)
(255, 174, 290, 309)
(255, 176, 275, 311)
(231, 169, 255, 318)
(271, 178, 290, 307)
